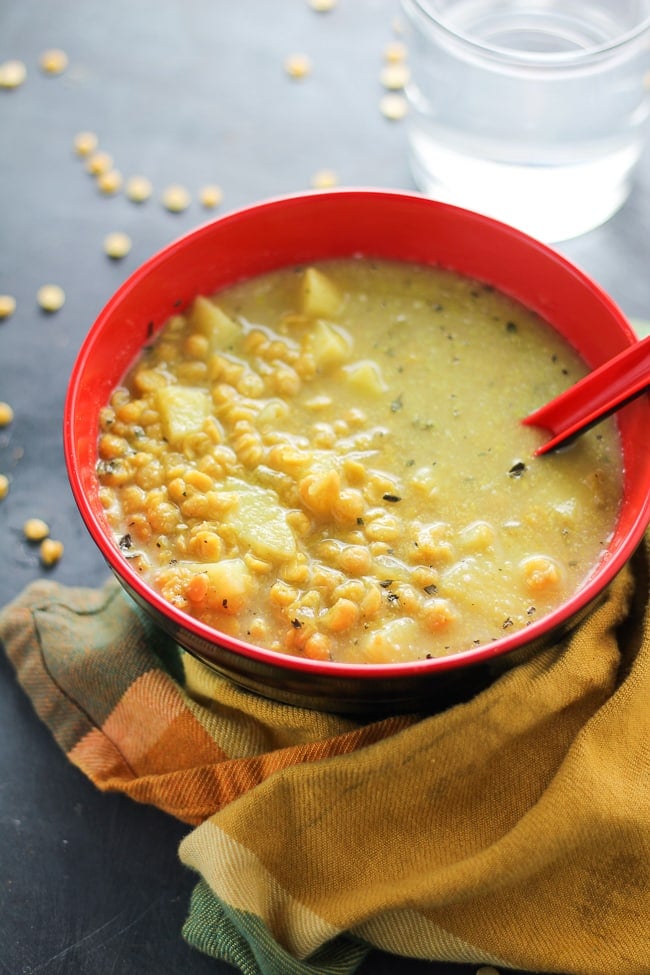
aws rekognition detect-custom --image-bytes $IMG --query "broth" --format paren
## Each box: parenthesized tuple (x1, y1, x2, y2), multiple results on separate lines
(96, 259, 622, 663)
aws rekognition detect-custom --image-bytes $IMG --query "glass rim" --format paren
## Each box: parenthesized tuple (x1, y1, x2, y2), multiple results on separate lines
(405, 0, 650, 67)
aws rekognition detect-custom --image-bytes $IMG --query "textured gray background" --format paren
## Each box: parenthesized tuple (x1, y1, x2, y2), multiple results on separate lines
(1, 2, 648, 973)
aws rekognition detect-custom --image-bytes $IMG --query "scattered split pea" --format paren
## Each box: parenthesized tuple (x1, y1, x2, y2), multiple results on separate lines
(199, 184, 223, 209)
(380, 62, 410, 90)
(284, 53, 312, 79)
(74, 131, 99, 157)
(125, 175, 153, 203)
(39, 49, 69, 75)
(40, 537, 64, 566)
(0, 402, 14, 426)
(384, 41, 407, 63)
(311, 169, 338, 189)
(0, 295, 16, 320)
(23, 517, 50, 542)
(86, 151, 113, 176)
(37, 284, 66, 312)
(379, 93, 408, 120)
(0, 60, 27, 89)
(162, 184, 191, 212)
(97, 169, 123, 195)
(103, 232, 132, 259)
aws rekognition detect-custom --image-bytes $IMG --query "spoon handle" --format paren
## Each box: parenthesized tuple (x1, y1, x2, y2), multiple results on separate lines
(523, 333, 650, 456)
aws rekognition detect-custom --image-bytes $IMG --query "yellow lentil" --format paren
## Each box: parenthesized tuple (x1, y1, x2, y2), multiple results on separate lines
(308, 0, 337, 10)
(0, 295, 16, 319)
(323, 597, 359, 632)
(379, 93, 408, 120)
(520, 555, 562, 592)
(384, 41, 407, 62)
(103, 231, 132, 260)
(284, 53, 312, 79)
(0, 60, 27, 89)
(125, 175, 153, 203)
(162, 184, 191, 213)
(97, 169, 123, 195)
(39, 49, 69, 75)
(311, 169, 338, 189)
(86, 151, 114, 176)
(23, 517, 50, 542)
(40, 538, 64, 566)
(303, 632, 331, 660)
(199, 184, 223, 208)
(98, 432, 128, 459)
(380, 63, 410, 90)
(36, 284, 65, 312)
(73, 131, 99, 157)
(0, 474, 9, 500)
(0, 402, 14, 426)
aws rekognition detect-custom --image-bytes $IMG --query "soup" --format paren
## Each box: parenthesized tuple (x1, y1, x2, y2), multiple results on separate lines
(96, 259, 622, 663)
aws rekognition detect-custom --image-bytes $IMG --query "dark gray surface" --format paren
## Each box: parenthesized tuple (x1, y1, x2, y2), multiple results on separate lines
(1, 2, 648, 973)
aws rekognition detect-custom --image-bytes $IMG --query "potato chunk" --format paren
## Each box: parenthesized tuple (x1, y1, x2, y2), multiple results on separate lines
(190, 297, 240, 349)
(343, 359, 388, 395)
(300, 267, 342, 318)
(155, 386, 211, 446)
(360, 618, 423, 663)
(224, 479, 296, 562)
(304, 320, 351, 372)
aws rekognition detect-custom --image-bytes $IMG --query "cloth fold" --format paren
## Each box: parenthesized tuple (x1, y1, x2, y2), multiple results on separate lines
(1, 533, 649, 975)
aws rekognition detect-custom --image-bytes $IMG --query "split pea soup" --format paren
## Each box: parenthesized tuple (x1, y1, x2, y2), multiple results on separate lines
(96, 258, 622, 664)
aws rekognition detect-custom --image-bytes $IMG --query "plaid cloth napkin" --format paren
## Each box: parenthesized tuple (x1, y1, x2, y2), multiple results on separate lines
(1, 533, 649, 975)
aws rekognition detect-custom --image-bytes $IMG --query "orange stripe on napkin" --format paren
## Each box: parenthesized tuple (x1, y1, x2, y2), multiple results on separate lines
(70, 701, 411, 825)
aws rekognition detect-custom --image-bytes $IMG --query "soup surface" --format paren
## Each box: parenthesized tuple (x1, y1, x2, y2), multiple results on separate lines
(97, 259, 622, 664)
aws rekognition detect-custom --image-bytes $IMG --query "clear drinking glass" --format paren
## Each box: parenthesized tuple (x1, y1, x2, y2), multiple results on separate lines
(401, 0, 650, 241)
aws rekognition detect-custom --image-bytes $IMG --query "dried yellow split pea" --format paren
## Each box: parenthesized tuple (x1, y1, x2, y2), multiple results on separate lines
(0, 60, 27, 89)
(0, 474, 9, 500)
(384, 41, 407, 63)
(96, 169, 123, 195)
(380, 63, 410, 90)
(40, 537, 64, 566)
(37, 284, 65, 312)
(125, 175, 153, 203)
(284, 53, 312, 79)
(162, 184, 191, 213)
(39, 49, 69, 75)
(199, 184, 223, 209)
(0, 402, 12, 427)
(103, 232, 132, 259)
(0, 295, 16, 319)
(311, 169, 338, 189)
(23, 517, 49, 541)
(379, 93, 408, 120)
(74, 131, 99, 157)
(86, 151, 113, 176)
(308, 0, 337, 10)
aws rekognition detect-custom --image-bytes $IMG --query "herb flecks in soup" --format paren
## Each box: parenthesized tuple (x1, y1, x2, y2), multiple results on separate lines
(97, 260, 622, 664)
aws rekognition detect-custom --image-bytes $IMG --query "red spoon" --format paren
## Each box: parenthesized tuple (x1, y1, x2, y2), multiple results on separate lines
(523, 334, 650, 456)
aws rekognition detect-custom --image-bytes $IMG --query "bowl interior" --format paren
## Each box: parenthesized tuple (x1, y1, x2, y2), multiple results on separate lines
(65, 190, 650, 683)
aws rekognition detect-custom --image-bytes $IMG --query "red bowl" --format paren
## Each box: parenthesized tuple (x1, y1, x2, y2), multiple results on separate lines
(64, 190, 650, 714)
